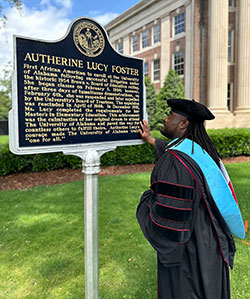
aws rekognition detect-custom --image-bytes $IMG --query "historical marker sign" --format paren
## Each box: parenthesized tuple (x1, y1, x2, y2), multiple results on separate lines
(9, 17, 146, 299)
(9, 17, 145, 154)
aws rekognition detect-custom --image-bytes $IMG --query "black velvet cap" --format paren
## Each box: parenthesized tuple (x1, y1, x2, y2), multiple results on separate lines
(167, 98, 215, 121)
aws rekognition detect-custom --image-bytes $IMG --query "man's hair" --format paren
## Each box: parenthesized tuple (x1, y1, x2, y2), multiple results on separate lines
(167, 120, 221, 166)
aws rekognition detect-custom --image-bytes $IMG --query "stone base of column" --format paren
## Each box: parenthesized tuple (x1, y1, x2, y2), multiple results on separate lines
(234, 107, 250, 113)
(206, 109, 250, 128)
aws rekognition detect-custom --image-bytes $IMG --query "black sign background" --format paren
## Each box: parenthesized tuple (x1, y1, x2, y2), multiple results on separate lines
(16, 18, 144, 147)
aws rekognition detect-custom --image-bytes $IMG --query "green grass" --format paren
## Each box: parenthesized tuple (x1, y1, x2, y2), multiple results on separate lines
(0, 163, 249, 298)
(225, 163, 250, 298)
(0, 135, 8, 144)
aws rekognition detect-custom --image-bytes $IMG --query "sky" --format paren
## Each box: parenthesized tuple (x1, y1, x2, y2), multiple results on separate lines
(0, 0, 140, 77)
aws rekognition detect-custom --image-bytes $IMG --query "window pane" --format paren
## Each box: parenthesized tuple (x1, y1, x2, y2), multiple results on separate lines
(132, 35, 138, 52)
(174, 52, 184, 76)
(118, 41, 123, 54)
(174, 12, 185, 35)
(153, 59, 160, 81)
(153, 24, 161, 43)
(227, 83, 231, 110)
(142, 30, 149, 48)
(144, 62, 149, 77)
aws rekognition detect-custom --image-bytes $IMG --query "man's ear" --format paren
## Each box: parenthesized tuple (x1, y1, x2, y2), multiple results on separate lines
(179, 119, 189, 130)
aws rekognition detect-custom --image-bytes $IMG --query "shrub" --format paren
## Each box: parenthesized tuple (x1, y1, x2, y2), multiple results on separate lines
(0, 128, 250, 176)
(145, 76, 157, 129)
(208, 128, 250, 157)
(31, 152, 66, 172)
(0, 143, 32, 175)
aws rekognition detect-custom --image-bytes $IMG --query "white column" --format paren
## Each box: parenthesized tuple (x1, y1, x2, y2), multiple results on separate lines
(236, 0, 250, 110)
(185, 0, 194, 99)
(207, 0, 228, 111)
(160, 14, 170, 86)
(123, 36, 130, 55)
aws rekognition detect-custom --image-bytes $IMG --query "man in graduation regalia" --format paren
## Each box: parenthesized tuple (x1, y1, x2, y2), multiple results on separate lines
(137, 99, 245, 299)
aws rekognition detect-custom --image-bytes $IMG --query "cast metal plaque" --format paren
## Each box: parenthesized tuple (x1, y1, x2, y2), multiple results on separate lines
(9, 17, 145, 154)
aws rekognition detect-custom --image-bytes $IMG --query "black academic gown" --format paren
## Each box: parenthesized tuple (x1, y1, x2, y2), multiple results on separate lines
(137, 139, 236, 299)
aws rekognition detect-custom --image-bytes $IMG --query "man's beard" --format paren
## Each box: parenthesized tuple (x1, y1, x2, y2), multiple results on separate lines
(160, 122, 174, 139)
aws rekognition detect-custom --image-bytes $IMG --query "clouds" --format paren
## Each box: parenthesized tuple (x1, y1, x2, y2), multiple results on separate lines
(0, 1, 72, 75)
(41, 0, 72, 10)
(0, 0, 118, 76)
(89, 11, 118, 26)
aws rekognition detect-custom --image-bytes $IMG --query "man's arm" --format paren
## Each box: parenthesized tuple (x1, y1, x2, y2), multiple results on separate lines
(138, 120, 155, 147)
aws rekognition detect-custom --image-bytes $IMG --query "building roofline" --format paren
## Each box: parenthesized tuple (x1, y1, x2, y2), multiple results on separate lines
(105, 0, 157, 31)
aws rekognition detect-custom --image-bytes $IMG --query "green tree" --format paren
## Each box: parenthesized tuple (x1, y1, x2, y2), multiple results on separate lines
(0, 64, 11, 119)
(154, 69, 185, 129)
(0, 0, 22, 27)
(0, 1, 22, 117)
(145, 76, 157, 129)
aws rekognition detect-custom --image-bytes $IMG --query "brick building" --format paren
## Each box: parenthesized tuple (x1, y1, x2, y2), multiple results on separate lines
(105, 0, 250, 128)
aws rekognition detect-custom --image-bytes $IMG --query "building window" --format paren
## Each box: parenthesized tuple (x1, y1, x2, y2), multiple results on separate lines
(144, 62, 149, 77)
(141, 30, 149, 49)
(227, 83, 233, 110)
(174, 52, 184, 76)
(228, 0, 235, 6)
(153, 24, 161, 44)
(132, 35, 138, 52)
(228, 30, 234, 62)
(117, 41, 123, 54)
(153, 59, 160, 81)
(174, 12, 185, 35)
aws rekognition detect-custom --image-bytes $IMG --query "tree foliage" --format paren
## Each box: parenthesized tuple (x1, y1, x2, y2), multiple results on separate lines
(0, 0, 22, 27)
(0, 2, 22, 116)
(154, 69, 185, 129)
(0, 64, 11, 119)
(145, 76, 157, 129)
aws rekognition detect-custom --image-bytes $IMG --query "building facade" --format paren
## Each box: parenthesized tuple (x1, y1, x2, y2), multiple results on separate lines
(105, 0, 250, 128)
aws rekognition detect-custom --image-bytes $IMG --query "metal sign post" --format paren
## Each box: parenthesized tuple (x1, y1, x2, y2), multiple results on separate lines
(84, 150, 100, 299)
(64, 147, 116, 299)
